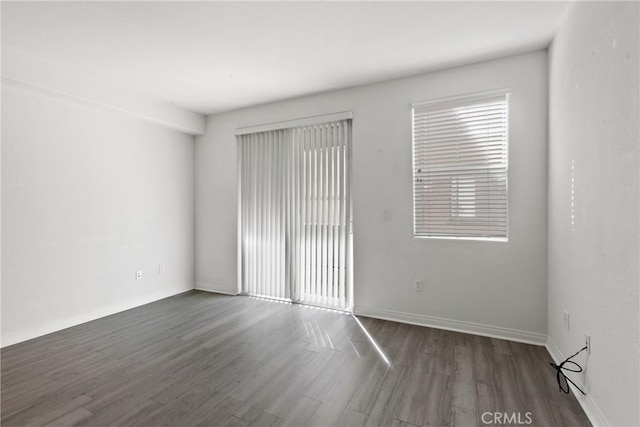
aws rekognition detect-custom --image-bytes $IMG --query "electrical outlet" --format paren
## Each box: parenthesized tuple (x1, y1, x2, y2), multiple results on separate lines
(159, 264, 166, 274)
(383, 210, 391, 221)
(136, 270, 143, 280)
(563, 310, 570, 330)
(585, 334, 591, 354)
(415, 280, 424, 292)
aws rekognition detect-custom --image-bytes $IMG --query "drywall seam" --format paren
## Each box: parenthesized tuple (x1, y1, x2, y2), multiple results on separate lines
(354, 306, 546, 345)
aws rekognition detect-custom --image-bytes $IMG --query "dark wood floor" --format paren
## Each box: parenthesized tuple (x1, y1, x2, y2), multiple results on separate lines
(1, 291, 590, 427)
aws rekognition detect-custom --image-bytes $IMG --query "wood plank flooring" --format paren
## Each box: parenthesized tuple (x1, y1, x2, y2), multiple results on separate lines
(1, 291, 590, 426)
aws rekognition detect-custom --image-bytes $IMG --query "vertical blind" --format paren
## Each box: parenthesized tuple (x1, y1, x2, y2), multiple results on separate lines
(238, 119, 352, 310)
(412, 90, 509, 240)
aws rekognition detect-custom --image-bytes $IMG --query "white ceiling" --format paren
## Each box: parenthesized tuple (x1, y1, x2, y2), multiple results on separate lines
(2, 1, 570, 115)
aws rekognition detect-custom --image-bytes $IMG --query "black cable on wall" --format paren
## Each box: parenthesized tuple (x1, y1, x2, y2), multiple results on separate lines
(550, 346, 588, 395)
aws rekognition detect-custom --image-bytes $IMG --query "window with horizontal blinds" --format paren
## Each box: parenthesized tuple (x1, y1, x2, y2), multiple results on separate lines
(412, 90, 509, 240)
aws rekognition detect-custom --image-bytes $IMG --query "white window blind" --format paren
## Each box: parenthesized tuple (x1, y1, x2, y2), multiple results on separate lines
(412, 90, 509, 240)
(238, 118, 353, 311)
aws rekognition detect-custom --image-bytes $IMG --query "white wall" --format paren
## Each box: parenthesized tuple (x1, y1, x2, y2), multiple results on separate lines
(196, 51, 549, 343)
(3, 47, 205, 135)
(1, 83, 195, 346)
(548, 2, 639, 426)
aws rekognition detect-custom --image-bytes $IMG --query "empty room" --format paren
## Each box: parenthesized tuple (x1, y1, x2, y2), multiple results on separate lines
(1, 1, 638, 426)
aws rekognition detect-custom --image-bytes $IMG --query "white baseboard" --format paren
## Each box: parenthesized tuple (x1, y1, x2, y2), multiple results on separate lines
(195, 281, 239, 296)
(1, 286, 193, 348)
(546, 336, 610, 427)
(353, 306, 547, 345)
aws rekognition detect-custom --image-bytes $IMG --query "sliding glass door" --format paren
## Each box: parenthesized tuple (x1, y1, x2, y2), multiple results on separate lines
(238, 118, 352, 311)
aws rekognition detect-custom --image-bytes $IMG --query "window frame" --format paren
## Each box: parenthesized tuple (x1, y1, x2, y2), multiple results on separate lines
(411, 88, 510, 242)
